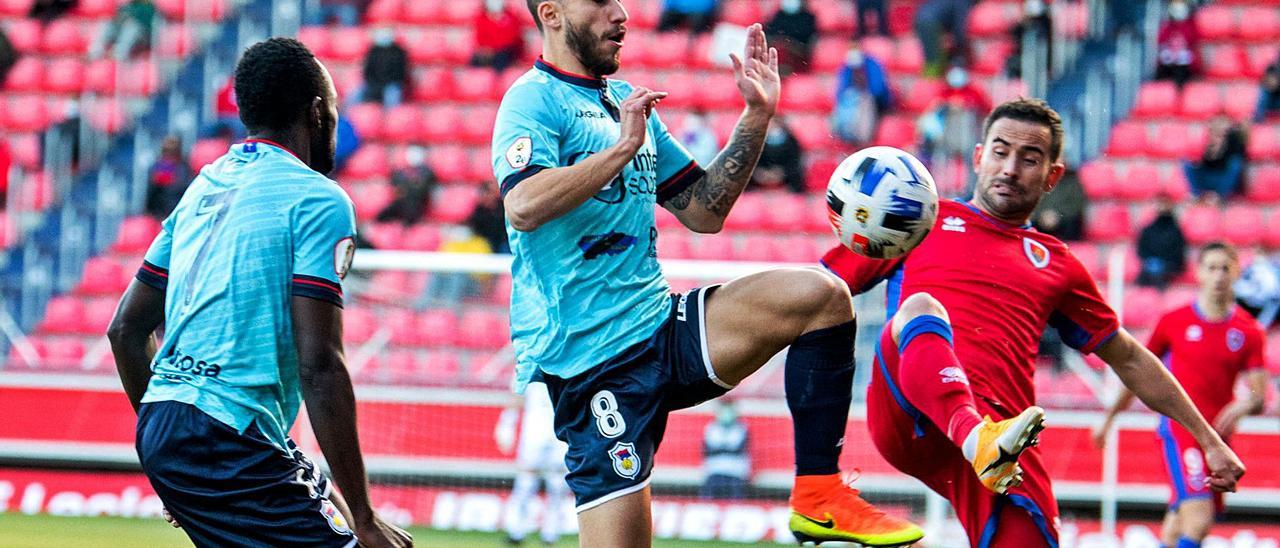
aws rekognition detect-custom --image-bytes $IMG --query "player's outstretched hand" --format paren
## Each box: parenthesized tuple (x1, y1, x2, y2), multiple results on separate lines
(729, 23, 780, 115)
(162, 507, 181, 528)
(356, 514, 413, 548)
(1202, 441, 1246, 493)
(616, 86, 667, 152)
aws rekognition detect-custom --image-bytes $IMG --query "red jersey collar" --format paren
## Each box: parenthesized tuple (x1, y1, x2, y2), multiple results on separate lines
(534, 56, 607, 89)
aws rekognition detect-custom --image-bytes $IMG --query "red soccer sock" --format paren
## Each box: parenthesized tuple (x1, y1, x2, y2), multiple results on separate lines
(896, 316, 984, 449)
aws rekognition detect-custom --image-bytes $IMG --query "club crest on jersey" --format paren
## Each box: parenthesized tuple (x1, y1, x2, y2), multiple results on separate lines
(506, 136, 532, 169)
(1227, 328, 1245, 352)
(942, 216, 966, 232)
(609, 442, 641, 479)
(939, 367, 969, 385)
(1023, 238, 1050, 269)
(333, 237, 356, 280)
(1186, 325, 1203, 341)
(319, 499, 352, 534)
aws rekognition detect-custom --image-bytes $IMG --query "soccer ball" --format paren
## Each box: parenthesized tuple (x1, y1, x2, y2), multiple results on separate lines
(826, 146, 938, 259)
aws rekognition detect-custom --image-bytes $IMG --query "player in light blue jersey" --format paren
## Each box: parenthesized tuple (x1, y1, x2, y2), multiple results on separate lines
(108, 38, 410, 548)
(492, 2, 925, 546)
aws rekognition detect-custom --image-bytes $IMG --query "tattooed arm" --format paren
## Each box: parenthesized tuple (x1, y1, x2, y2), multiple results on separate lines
(662, 23, 781, 234)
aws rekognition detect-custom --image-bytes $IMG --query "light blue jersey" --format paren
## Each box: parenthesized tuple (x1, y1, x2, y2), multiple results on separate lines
(492, 58, 704, 391)
(135, 140, 357, 450)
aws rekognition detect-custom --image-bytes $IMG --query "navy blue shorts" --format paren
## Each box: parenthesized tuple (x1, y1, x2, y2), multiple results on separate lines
(536, 286, 733, 512)
(136, 401, 357, 548)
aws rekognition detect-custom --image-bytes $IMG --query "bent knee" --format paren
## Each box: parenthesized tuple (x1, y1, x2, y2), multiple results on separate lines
(891, 293, 950, 338)
(792, 268, 853, 319)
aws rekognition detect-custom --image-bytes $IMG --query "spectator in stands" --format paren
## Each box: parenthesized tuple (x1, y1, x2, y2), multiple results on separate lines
(203, 75, 246, 139)
(418, 224, 494, 309)
(913, 0, 972, 77)
(658, 0, 719, 35)
(854, 0, 889, 37)
(361, 28, 409, 107)
(1235, 251, 1280, 329)
(470, 0, 526, 72)
(751, 116, 805, 193)
(29, 0, 76, 25)
(918, 65, 989, 162)
(700, 399, 751, 500)
(309, 0, 364, 26)
(832, 43, 891, 146)
(469, 185, 509, 254)
(765, 0, 817, 75)
(1136, 196, 1188, 290)
(334, 113, 359, 174)
(89, 0, 157, 61)
(0, 25, 15, 85)
(1005, 0, 1052, 80)
(677, 110, 720, 167)
(1183, 115, 1247, 204)
(1155, 0, 1200, 88)
(1032, 167, 1085, 241)
(145, 136, 193, 220)
(1255, 55, 1280, 123)
(376, 146, 436, 227)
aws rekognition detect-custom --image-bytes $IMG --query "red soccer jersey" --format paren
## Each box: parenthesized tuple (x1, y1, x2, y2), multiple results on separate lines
(823, 200, 1120, 413)
(1147, 303, 1265, 428)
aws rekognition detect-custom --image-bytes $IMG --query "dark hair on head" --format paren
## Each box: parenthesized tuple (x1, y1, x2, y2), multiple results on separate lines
(1199, 241, 1239, 264)
(234, 37, 327, 133)
(981, 98, 1064, 162)
(525, 0, 544, 31)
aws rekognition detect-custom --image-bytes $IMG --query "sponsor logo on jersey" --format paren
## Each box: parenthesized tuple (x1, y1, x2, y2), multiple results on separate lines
(577, 232, 637, 260)
(319, 499, 352, 535)
(1023, 237, 1051, 269)
(1182, 447, 1206, 479)
(942, 216, 966, 232)
(506, 136, 532, 169)
(1186, 325, 1203, 342)
(1227, 328, 1245, 352)
(676, 291, 689, 322)
(609, 442, 641, 479)
(333, 237, 356, 280)
(939, 366, 969, 385)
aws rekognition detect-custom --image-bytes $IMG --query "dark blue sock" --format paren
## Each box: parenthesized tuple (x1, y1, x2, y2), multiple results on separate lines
(785, 320, 856, 476)
(1177, 537, 1201, 548)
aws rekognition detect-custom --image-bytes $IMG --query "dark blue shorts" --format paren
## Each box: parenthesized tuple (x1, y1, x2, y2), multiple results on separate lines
(135, 401, 357, 548)
(536, 286, 733, 512)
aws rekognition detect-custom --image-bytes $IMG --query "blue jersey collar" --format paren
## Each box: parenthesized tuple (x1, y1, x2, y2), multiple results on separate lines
(535, 57, 607, 89)
(958, 199, 1033, 230)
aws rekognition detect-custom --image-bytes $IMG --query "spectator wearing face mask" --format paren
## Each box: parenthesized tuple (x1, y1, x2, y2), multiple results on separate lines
(471, 0, 527, 72)
(751, 116, 805, 194)
(145, 136, 193, 220)
(1136, 196, 1188, 290)
(765, 0, 818, 76)
(831, 44, 891, 145)
(1255, 54, 1280, 123)
(377, 145, 437, 226)
(1183, 115, 1248, 204)
(677, 110, 720, 167)
(1156, 0, 1200, 88)
(361, 28, 410, 106)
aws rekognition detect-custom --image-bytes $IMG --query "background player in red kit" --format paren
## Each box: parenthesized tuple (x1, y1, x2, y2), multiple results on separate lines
(1094, 242, 1268, 548)
(821, 98, 1246, 547)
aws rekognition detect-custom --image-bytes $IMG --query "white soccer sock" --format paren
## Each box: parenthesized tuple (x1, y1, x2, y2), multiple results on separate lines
(961, 422, 983, 463)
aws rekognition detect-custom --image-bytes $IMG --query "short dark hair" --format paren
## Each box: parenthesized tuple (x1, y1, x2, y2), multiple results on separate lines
(234, 37, 327, 133)
(981, 98, 1064, 162)
(1199, 241, 1239, 264)
(526, 0, 544, 31)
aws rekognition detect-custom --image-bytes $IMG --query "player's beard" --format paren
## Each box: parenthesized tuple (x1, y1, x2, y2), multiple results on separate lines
(565, 18, 621, 77)
(312, 117, 336, 175)
(977, 176, 1041, 221)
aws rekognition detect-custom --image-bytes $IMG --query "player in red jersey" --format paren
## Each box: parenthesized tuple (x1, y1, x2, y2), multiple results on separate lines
(821, 98, 1246, 547)
(1093, 242, 1267, 548)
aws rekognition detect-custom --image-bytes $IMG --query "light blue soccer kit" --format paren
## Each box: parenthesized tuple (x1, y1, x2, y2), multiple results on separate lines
(493, 58, 731, 510)
(133, 140, 359, 546)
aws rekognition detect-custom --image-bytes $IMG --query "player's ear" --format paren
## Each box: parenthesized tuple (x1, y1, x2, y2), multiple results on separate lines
(971, 143, 983, 174)
(538, 0, 563, 31)
(1044, 162, 1066, 192)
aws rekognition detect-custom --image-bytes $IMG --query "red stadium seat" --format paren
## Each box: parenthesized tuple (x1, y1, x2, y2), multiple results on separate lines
(1180, 82, 1221, 119)
(76, 257, 126, 296)
(1248, 125, 1279, 161)
(351, 182, 394, 222)
(804, 198, 833, 234)
(85, 99, 127, 133)
(381, 104, 421, 143)
(1160, 164, 1193, 202)
(1223, 83, 1260, 121)
(467, 150, 494, 184)
(1131, 81, 1178, 118)
(41, 336, 86, 370)
(688, 233, 735, 261)
(658, 230, 692, 259)
(811, 37, 849, 72)
(40, 19, 87, 55)
(738, 235, 780, 262)
(874, 115, 915, 149)
(82, 297, 118, 336)
(1123, 287, 1163, 329)
(385, 308, 420, 346)
(343, 307, 377, 344)
(343, 145, 390, 180)
(73, 0, 116, 17)
(430, 145, 470, 183)
(39, 296, 83, 335)
(1238, 7, 1280, 42)
(420, 104, 463, 144)
(781, 74, 832, 113)
(892, 37, 925, 74)
(1264, 212, 1280, 250)
(1204, 45, 1246, 80)
(1223, 205, 1264, 247)
(83, 59, 117, 94)
(655, 207, 682, 231)
(344, 103, 384, 141)
(402, 1, 442, 24)
(763, 192, 808, 232)
(901, 78, 945, 113)
(411, 67, 454, 102)
(296, 26, 331, 59)
(4, 57, 42, 93)
(1118, 162, 1163, 200)
(1247, 168, 1280, 204)
(458, 310, 508, 349)
(1149, 122, 1197, 160)
(365, 0, 402, 23)
(1085, 204, 1130, 242)
(1180, 204, 1223, 245)
(452, 67, 498, 103)
(790, 113, 837, 152)
(420, 352, 461, 383)
(3, 19, 42, 53)
(439, 0, 478, 24)
(189, 138, 228, 173)
(461, 106, 498, 145)
(721, 0, 762, 27)
(1245, 45, 1278, 80)
(806, 157, 841, 192)
(112, 216, 162, 254)
(120, 60, 158, 96)
(698, 74, 741, 111)
(43, 57, 84, 94)
(1068, 243, 1100, 277)
(9, 133, 41, 170)
(860, 36, 895, 66)
(649, 32, 691, 69)
(967, 2, 1014, 37)
(723, 192, 766, 232)
(430, 185, 479, 224)
(402, 223, 442, 251)
(1106, 121, 1147, 158)
(774, 234, 820, 263)
(327, 27, 371, 62)
(1078, 161, 1119, 200)
(1195, 5, 1235, 40)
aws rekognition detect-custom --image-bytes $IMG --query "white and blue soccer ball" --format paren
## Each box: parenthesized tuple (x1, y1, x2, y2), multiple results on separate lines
(826, 146, 938, 259)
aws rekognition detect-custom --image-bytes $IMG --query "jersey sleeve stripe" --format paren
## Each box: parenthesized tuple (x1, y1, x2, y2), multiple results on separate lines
(500, 165, 548, 198)
(656, 161, 704, 205)
(291, 275, 344, 307)
(135, 261, 169, 290)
